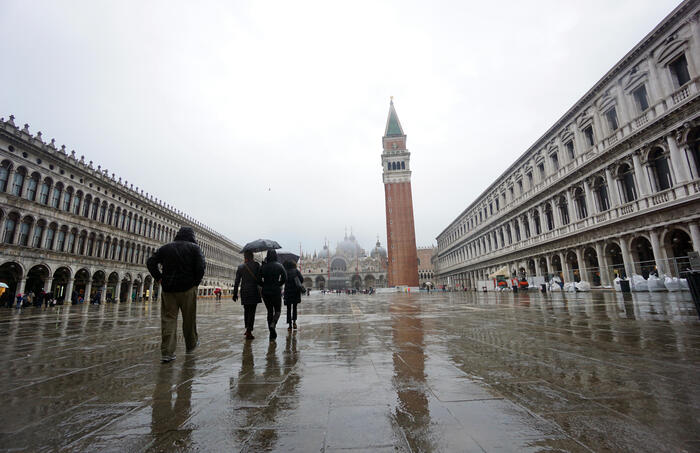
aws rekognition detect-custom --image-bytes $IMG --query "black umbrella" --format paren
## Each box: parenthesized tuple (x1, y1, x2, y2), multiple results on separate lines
(240, 239, 282, 254)
(277, 252, 300, 265)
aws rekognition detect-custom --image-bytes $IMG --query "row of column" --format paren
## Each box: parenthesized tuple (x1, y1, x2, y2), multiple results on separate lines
(444, 222, 700, 289)
(15, 275, 161, 303)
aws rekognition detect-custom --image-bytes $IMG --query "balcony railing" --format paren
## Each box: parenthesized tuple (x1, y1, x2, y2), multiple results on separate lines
(671, 85, 690, 104)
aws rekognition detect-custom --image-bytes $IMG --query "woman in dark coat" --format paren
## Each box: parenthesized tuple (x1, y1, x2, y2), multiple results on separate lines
(233, 251, 262, 340)
(283, 260, 304, 330)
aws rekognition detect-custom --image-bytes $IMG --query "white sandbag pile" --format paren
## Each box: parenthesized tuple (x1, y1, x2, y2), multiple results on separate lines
(548, 282, 562, 291)
(575, 281, 591, 292)
(647, 275, 666, 292)
(664, 276, 681, 292)
(631, 274, 648, 291)
(563, 282, 577, 292)
(680, 278, 690, 291)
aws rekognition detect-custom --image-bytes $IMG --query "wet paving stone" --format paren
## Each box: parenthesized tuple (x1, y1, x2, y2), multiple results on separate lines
(0, 290, 698, 452)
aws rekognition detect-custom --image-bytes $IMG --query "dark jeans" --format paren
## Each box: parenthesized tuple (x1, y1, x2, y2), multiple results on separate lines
(243, 304, 257, 331)
(286, 303, 297, 324)
(262, 293, 282, 329)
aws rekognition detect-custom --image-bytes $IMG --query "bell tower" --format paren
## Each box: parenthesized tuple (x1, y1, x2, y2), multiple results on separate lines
(382, 98, 419, 287)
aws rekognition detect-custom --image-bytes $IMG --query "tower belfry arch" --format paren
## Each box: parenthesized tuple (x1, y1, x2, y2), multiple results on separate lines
(381, 98, 419, 287)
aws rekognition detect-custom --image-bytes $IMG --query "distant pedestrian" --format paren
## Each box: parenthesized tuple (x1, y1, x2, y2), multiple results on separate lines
(233, 251, 262, 340)
(283, 260, 304, 331)
(259, 250, 287, 341)
(15, 293, 22, 309)
(147, 226, 206, 363)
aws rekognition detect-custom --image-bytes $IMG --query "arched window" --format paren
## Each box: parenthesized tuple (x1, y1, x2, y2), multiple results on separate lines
(618, 164, 637, 203)
(32, 221, 45, 248)
(593, 177, 609, 212)
(18, 218, 31, 246)
(387, 163, 391, 171)
(392, 162, 396, 170)
(100, 203, 107, 223)
(87, 234, 94, 256)
(574, 187, 587, 219)
(72, 191, 82, 215)
(401, 161, 405, 169)
(77, 232, 86, 255)
(56, 228, 67, 251)
(26, 173, 39, 201)
(3, 215, 17, 243)
(544, 204, 554, 230)
(649, 148, 672, 191)
(559, 196, 570, 225)
(120, 210, 126, 229)
(66, 230, 76, 254)
(11, 168, 25, 196)
(0, 161, 10, 192)
(532, 211, 541, 235)
(62, 187, 73, 212)
(82, 195, 92, 217)
(39, 178, 51, 204)
(44, 224, 57, 249)
(50, 183, 63, 209)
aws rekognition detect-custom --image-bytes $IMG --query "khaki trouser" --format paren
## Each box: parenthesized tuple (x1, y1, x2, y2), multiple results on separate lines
(161, 286, 198, 357)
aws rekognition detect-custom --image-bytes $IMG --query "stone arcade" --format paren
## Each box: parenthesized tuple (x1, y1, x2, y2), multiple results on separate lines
(435, 0, 700, 290)
(0, 117, 242, 304)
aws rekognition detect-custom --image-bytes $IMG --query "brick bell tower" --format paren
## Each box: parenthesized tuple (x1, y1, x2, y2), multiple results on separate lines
(382, 98, 419, 287)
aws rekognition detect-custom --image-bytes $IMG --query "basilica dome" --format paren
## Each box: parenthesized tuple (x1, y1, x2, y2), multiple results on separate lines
(371, 239, 387, 259)
(336, 232, 365, 257)
(318, 244, 330, 258)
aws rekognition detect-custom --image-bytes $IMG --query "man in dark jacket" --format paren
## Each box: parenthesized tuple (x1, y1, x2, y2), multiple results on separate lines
(259, 250, 287, 341)
(233, 251, 262, 340)
(147, 226, 206, 363)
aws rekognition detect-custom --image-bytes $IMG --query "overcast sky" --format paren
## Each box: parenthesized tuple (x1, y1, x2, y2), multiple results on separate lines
(0, 0, 681, 255)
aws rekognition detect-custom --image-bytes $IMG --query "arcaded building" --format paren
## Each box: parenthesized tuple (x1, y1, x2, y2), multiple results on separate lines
(436, 0, 700, 289)
(382, 100, 420, 287)
(0, 116, 242, 303)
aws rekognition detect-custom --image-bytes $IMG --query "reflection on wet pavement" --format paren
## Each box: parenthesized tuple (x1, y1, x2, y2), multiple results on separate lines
(0, 290, 698, 452)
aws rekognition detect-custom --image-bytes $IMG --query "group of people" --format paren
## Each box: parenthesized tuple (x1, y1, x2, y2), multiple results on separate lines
(233, 249, 305, 341)
(9, 290, 59, 308)
(146, 226, 306, 364)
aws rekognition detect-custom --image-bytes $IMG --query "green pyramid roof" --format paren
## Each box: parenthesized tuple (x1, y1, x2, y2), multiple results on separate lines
(385, 100, 404, 137)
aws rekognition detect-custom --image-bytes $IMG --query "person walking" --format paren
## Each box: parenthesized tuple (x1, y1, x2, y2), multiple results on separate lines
(283, 260, 304, 331)
(233, 251, 262, 340)
(147, 226, 206, 363)
(259, 250, 286, 341)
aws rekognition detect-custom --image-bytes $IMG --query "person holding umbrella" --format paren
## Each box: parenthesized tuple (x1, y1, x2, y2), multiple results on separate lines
(233, 250, 262, 340)
(260, 250, 287, 341)
(239, 239, 286, 341)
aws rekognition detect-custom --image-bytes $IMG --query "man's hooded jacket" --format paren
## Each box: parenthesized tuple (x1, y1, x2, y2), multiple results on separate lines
(147, 226, 206, 293)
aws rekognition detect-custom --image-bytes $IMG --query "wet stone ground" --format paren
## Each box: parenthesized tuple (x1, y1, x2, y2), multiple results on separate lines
(0, 290, 699, 452)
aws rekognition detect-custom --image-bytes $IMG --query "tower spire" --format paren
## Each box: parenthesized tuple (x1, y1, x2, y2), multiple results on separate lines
(384, 98, 405, 137)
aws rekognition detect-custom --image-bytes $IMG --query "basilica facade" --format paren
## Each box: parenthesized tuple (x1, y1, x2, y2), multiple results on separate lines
(299, 233, 388, 290)
(436, 0, 700, 289)
(0, 116, 242, 304)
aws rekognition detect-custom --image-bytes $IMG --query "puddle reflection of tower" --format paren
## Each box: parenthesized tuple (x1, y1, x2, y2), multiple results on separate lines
(382, 98, 419, 287)
(391, 298, 432, 450)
